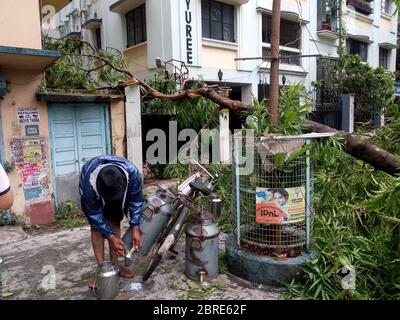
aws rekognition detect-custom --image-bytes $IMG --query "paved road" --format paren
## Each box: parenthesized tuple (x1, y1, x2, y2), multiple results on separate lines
(0, 225, 282, 300)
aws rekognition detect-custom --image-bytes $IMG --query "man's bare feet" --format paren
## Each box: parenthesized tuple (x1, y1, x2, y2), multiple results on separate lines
(118, 265, 135, 278)
(88, 276, 96, 289)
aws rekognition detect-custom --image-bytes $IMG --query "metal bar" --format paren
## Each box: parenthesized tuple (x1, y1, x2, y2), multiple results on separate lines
(258, 132, 336, 141)
(305, 139, 312, 251)
(235, 54, 323, 61)
(235, 138, 241, 247)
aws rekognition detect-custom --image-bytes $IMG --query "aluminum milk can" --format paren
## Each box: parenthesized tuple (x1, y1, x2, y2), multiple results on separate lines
(95, 261, 119, 300)
(122, 187, 175, 258)
(185, 214, 220, 282)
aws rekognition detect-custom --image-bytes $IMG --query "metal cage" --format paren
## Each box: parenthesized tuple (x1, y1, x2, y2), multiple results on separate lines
(232, 134, 328, 257)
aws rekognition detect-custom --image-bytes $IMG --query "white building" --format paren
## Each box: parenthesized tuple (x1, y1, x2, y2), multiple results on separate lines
(50, 0, 398, 106)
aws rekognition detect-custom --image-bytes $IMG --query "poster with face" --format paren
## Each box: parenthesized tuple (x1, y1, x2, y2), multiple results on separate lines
(255, 186, 306, 224)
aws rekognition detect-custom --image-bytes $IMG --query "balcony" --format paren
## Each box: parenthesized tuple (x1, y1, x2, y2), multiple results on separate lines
(317, 0, 338, 39)
(317, 20, 339, 40)
(347, 0, 373, 16)
(82, 19, 102, 30)
(40, 0, 71, 13)
(317, 29, 339, 40)
(0, 45, 60, 72)
(64, 31, 82, 40)
(110, 0, 144, 14)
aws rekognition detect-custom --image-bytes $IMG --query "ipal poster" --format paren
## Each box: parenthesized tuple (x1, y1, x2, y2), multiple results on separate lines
(255, 187, 306, 224)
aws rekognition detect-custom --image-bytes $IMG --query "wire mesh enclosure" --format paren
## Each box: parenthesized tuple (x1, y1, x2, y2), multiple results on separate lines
(233, 135, 314, 257)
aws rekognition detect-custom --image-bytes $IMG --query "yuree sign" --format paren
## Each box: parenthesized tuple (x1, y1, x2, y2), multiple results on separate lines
(256, 187, 306, 225)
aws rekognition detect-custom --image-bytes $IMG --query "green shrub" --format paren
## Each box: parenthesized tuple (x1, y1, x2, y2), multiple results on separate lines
(0, 210, 18, 226)
(56, 201, 87, 228)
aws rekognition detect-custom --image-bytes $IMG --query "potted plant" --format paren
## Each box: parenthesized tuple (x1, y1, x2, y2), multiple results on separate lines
(320, 21, 332, 31)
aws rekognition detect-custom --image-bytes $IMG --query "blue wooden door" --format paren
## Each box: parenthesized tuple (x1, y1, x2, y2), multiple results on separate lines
(76, 104, 107, 167)
(48, 103, 110, 205)
(49, 105, 79, 177)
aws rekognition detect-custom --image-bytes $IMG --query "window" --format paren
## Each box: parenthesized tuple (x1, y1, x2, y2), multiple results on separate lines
(94, 28, 102, 50)
(126, 4, 146, 48)
(379, 47, 389, 68)
(317, 0, 338, 32)
(262, 48, 301, 66)
(346, 39, 368, 61)
(381, 0, 391, 14)
(262, 14, 302, 66)
(262, 15, 301, 49)
(316, 57, 338, 105)
(202, 0, 235, 42)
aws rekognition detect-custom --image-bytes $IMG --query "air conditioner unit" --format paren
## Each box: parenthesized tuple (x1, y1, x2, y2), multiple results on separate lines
(0, 73, 7, 97)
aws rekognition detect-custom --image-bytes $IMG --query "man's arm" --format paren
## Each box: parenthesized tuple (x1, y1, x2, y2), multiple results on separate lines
(126, 168, 144, 249)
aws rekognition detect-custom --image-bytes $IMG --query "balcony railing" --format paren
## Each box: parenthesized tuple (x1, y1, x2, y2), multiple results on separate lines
(347, 0, 373, 15)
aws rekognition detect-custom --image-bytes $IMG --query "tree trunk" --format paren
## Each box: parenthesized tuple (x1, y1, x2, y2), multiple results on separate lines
(269, 0, 281, 127)
(307, 120, 400, 176)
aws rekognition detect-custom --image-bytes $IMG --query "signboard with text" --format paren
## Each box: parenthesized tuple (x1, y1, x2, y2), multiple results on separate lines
(255, 187, 306, 225)
(181, 0, 199, 65)
(17, 108, 40, 124)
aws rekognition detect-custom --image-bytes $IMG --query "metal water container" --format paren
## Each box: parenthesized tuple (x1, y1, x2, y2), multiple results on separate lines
(95, 261, 119, 300)
(185, 213, 220, 282)
(209, 195, 222, 219)
(122, 187, 175, 257)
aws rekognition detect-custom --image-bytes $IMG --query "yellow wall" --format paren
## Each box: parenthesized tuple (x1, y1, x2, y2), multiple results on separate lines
(110, 100, 126, 157)
(0, 0, 42, 49)
(124, 43, 148, 74)
(0, 70, 54, 221)
(202, 46, 237, 70)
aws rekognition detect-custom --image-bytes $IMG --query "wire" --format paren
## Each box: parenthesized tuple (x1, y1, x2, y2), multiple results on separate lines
(296, 0, 322, 56)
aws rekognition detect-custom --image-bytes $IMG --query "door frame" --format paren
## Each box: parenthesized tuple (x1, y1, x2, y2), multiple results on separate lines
(48, 102, 111, 207)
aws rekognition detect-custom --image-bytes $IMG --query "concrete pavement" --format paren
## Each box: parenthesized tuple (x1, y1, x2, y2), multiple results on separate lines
(0, 224, 282, 300)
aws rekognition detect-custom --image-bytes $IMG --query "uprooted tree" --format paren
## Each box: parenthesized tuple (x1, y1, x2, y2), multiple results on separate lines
(43, 38, 400, 176)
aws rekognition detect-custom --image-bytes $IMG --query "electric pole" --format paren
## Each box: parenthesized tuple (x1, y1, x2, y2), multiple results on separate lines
(269, 0, 283, 255)
(269, 0, 281, 127)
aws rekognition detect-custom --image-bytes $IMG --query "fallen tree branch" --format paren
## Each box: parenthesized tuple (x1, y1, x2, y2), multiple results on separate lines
(307, 120, 400, 176)
(64, 38, 400, 176)
(92, 54, 400, 176)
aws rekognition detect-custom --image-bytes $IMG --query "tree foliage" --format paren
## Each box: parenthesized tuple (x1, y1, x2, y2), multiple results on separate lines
(43, 38, 129, 91)
(315, 53, 397, 124)
(244, 82, 311, 136)
(287, 123, 400, 300)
